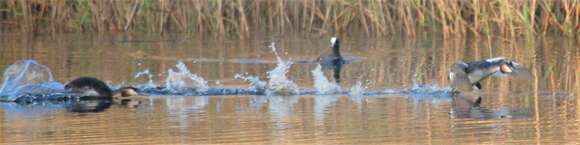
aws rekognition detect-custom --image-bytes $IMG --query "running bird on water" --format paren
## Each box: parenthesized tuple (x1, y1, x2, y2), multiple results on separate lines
(317, 37, 346, 83)
(448, 57, 530, 105)
(318, 37, 344, 67)
(448, 57, 530, 93)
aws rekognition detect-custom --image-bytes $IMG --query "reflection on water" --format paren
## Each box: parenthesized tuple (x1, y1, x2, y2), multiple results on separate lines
(0, 33, 578, 144)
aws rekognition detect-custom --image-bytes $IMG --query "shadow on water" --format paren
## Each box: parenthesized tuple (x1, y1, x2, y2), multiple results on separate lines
(0, 33, 577, 144)
(65, 100, 112, 113)
(450, 93, 531, 119)
(0, 99, 113, 114)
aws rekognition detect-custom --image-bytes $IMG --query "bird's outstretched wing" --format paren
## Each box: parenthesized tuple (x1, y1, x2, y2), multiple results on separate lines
(449, 63, 477, 92)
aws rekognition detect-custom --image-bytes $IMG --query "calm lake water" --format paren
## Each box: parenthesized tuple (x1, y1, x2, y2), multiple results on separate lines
(0, 33, 578, 144)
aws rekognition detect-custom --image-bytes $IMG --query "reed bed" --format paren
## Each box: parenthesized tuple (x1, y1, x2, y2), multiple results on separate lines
(0, 0, 578, 37)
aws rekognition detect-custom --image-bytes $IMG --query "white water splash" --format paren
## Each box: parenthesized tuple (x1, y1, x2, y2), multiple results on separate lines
(407, 84, 453, 95)
(165, 61, 208, 93)
(234, 74, 267, 92)
(134, 69, 156, 87)
(266, 43, 299, 96)
(311, 65, 341, 94)
(0, 60, 63, 101)
(0, 60, 54, 93)
(349, 81, 366, 96)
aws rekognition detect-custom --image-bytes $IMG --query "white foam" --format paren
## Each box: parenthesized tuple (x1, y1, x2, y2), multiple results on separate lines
(311, 65, 341, 94)
(164, 61, 208, 93)
(349, 81, 366, 96)
(265, 43, 299, 96)
(0, 60, 63, 101)
(235, 74, 267, 92)
(134, 69, 156, 87)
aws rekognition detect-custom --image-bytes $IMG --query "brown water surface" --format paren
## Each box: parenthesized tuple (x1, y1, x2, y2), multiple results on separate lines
(0, 33, 578, 144)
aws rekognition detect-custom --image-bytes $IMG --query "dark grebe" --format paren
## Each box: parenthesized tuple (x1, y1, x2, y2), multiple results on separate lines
(318, 37, 344, 67)
(65, 77, 140, 99)
(448, 57, 523, 92)
(317, 37, 346, 83)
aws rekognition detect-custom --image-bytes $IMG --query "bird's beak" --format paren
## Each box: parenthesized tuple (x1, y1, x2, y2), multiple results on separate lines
(500, 63, 513, 73)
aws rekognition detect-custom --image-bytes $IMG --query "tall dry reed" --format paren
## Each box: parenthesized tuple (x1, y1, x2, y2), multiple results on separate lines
(0, 0, 578, 37)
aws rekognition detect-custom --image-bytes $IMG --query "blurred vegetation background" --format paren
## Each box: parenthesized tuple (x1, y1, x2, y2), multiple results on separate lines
(0, 0, 578, 37)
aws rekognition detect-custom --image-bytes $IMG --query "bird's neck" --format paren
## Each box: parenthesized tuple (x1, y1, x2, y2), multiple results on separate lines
(332, 45, 341, 58)
(467, 66, 499, 83)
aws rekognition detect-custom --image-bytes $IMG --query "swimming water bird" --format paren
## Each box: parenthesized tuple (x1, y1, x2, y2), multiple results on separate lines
(318, 37, 345, 83)
(65, 77, 140, 99)
(448, 57, 529, 103)
(318, 37, 344, 67)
